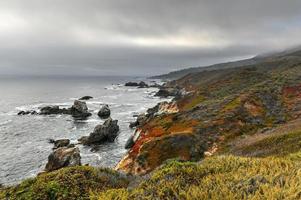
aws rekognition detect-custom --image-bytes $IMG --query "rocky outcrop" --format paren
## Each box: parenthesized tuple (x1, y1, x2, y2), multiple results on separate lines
(125, 81, 149, 88)
(116, 133, 204, 175)
(19, 100, 92, 118)
(70, 100, 92, 118)
(137, 81, 148, 88)
(155, 87, 182, 98)
(78, 118, 119, 145)
(40, 106, 71, 115)
(49, 139, 71, 149)
(129, 113, 148, 128)
(79, 96, 93, 100)
(129, 102, 179, 129)
(98, 104, 111, 118)
(45, 147, 81, 172)
(17, 110, 37, 115)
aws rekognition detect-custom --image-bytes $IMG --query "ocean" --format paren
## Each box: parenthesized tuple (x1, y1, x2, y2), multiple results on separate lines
(0, 75, 164, 185)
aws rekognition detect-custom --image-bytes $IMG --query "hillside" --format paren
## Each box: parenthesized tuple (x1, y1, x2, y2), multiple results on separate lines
(3, 48, 301, 199)
(151, 47, 301, 80)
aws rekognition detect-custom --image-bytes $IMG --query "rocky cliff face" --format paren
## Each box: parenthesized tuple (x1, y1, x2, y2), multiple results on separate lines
(116, 54, 301, 175)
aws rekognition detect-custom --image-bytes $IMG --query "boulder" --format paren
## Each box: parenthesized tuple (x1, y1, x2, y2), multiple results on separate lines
(78, 118, 119, 145)
(97, 104, 111, 118)
(79, 96, 93, 100)
(70, 100, 92, 118)
(45, 147, 81, 172)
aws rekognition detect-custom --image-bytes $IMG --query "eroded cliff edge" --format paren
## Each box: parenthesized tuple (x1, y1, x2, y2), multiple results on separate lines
(116, 53, 301, 175)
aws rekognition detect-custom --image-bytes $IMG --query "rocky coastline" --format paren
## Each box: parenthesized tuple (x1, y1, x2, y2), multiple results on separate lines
(4, 53, 301, 199)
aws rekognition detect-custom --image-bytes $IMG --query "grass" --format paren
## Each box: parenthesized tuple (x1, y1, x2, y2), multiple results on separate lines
(0, 166, 130, 200)
(96, 155, 301, 200)
(233, 129, 301, 157)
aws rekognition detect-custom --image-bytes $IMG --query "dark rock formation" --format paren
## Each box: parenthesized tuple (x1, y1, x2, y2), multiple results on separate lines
(45, 147, 81, 172)
(129, 113, 147, 128)
(17, 110, 37, 115)
(70, 100, 92, 118)
(154, 87, 181, 98)
(124, 135, 135, 149)
(78, 118, 119, 145)
(125, 82, 139, 87)
(40, 106, 71, 115)
(79, 96, 93, 100)
(52, 139, 70, 149)
(97, 104, 111, 118)
(137, 81, 148, 88)
(125, 81, 149, 88)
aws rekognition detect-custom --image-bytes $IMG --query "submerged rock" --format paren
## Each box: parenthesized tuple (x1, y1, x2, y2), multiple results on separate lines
(70, 100, 92, 118)
(78, 118, 119, 145)
(79, 96, 93, 100)
(97, 104, 111, 118)
(45, 147, 81, 172)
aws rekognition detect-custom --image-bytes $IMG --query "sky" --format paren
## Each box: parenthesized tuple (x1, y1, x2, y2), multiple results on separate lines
(0, 0, 301, 76)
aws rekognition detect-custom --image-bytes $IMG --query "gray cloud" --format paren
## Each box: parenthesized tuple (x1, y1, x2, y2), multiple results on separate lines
(0, 0, 301, 76)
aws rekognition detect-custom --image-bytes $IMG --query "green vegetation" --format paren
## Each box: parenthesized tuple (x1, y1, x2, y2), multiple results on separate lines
(235, 129, 301, 157)
(96, 156, 301, 200)
(0, 166, 130, 200)
(4, 154, 301, 200)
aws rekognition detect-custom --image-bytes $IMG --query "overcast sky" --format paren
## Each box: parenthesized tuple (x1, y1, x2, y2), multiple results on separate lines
(0, 0, 301, 76)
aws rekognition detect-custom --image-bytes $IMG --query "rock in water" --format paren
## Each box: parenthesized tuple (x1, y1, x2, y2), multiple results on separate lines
(70, 100, 92, 118)
(40, 106, 61, 115)
(39, 106, 71, 115)
(125, 81, 149, 88)
(97, 104, 111, 118)
(125, 82, 139, 87)
(78, 118, 119, 145)
(137, 81, 148, 88)
(45, 147, 81, 172)
(79, 96, 93, 100)
(124, 135, 135, 149)
(129, 113, 147, 128)
(53, 139, 70, 149)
